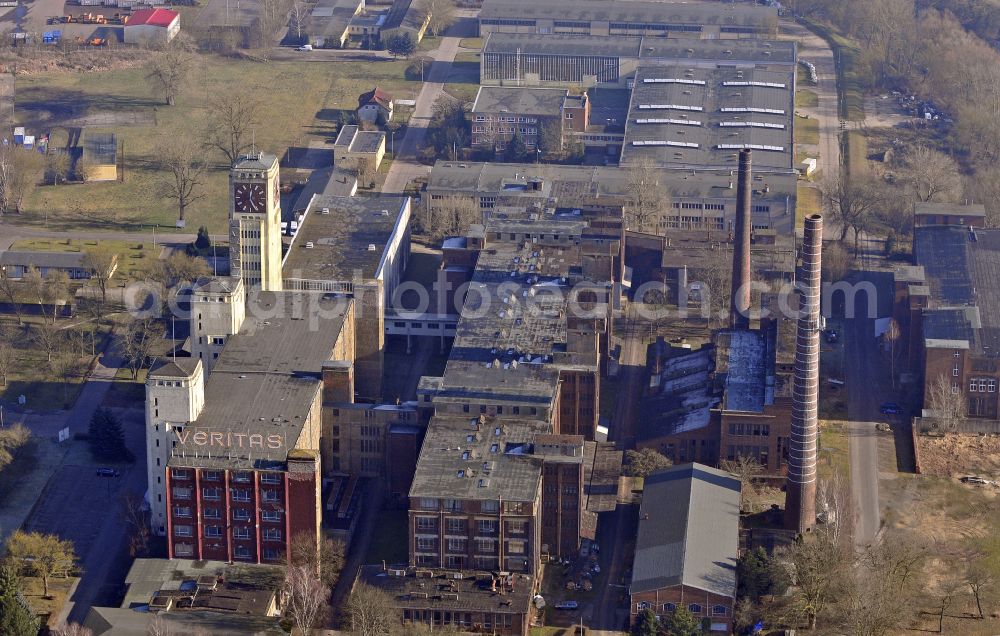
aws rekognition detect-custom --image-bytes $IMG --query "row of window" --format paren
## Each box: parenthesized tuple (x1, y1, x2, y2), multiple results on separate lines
(969, 378, 997, 393)
(174, 543, 281, 560)
(473, 115, 539, 124)
(170, 469, 281, 484)
(727, 423, 770, 437)
(636, 601, 728, 616)
(172, 487, 281, 503)
(175, 525, 283, 541)
(415, 537, 527, 554)
(415, 517, 527, 534)
(671, 202, 727, 211)
(173, 505, 282, 522)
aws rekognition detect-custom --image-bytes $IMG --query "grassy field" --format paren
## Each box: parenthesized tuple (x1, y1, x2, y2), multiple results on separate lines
(845, 129, 869, 177)
(795, 116, 819, 145)
(15, 55, 418, 234)
(21, 576, 78, 628)
(800, 18, 865, 121)
(796, 184, 821, 228)
(818, 420, 850, 480)
(444, 82, 480, 105)
(796, 89, 819, 108)
(458, 37, 484, 50)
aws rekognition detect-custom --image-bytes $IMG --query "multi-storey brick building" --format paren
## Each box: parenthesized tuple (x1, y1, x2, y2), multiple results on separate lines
(630, 464, 739, 633)
(147, 291, 356, 564)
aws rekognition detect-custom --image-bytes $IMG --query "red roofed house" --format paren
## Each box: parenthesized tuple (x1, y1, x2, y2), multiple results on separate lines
(124, 8, 181, 45)
(357, 87, 394, 124)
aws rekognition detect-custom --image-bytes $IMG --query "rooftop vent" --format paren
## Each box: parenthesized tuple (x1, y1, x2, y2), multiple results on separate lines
(368, 244, 377, 251)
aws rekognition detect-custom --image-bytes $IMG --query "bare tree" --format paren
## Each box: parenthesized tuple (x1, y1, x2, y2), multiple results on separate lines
(965, 560, 994, 620)
(121, 317, 158, 380)
(847, 533, 924, 636)
(145, 253, 210, 289)
(290, 532, 346, 589)
(425, 0, 456, 36)
(816, 472, 850, 548)
(25, 267, 69, 324)
(83, 245, 120, 313)
(356, 156, 376, 188)
(29, 320, 63, 365)
(822, 241, 852, 283)
(624, 157, 670, 234)
(776, 527, 848, 630)
(721, 455, 764, 513)
(0, 146, 46, 214)
(207, 90, 263, 166)
(52, 623, 94, 636)
(420, 197, 481, 242)
(146, 47, 194, 106)
(147, 614, 173, 636)
(0, 337, 15, 386)
(121, 493, 151, 557)
(289, 0, 308, 40)
(623, 448, 672, 478)
(157, 135, 208, 224)
(0, 268, 25, 324)
(819, 174, 884, 254)
(344, 582, 401, 636)
(283, 564, 329, 636)
(898, 145, 962, 204)
(925, 373, 966, 432)
(45, 151, 72, 186)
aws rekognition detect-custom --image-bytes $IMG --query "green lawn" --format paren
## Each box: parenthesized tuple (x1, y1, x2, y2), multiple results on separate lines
(364, 508, 409, 566)
(444, 83, 480, 105)
(845, 129, 869, 178)
(796, 184, 821, 228)
(459, 37, 484, 50)
(818, 420, 850, 481)
(796, 89, 819, 108)
(795, 116, 819, 145)
(15, 55, 418, 234)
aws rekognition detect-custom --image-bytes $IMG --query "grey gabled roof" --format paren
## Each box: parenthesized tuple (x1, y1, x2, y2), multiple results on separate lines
(0, 250, 88, 270)
(630, 463, 739, 598)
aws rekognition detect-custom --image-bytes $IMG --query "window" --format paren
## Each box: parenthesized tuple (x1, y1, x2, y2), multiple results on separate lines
(263, 528, 282, 541)
(234, 527, 252, 539)
(233, 508, 251, 521)
(447, 518, 466, 534)
(234, 545, 251, 559)
(420, 498, 437, 510)
(506, 540, 525, 555)
(637, 602, 650, 611)
(263, 548, 280, 560)
(662, 603, 676, 612)
(232, 489, 251, 502)
(447, 538, 467, 553)
(416, 516, 435, 531)
(476, 538, 495, 553)
(203, 507, 221, 520)
(482, 500, 499, 513)
(203, 487, 221, 500)
(174, 525, 192, 537)
(203, 470, 221, 481)
(711, 605, 728, 616)
(565, 112, 573, 119)
(477, 519, 497, 535)
(204, 526, 222, 538)
(417, 537, 436, 551)
(443, 499, 460, 512)
(262, 490, 281, 503)
(507, 519, 527, 535)
(233, 471, 252, 483)
(262, 510, 282, 522)
(260, 473, 281, 484)
(687, 604, 702, 614)
(174, 505, 191, 518)
(991, 379, 997, 393)
(172, 487, 192, 500)
(170, 469, 190, 480)
(174, 543, 194, 557)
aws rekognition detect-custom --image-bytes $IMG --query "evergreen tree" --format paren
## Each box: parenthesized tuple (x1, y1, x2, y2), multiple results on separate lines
(663, 606, 702, 636)
(195, 226, 211, 250)
(631, 608, 659, 636)
(0, 564, 39, 636)
(736, 546, 772, 602)
(506, 131, 528, 162)
(387, 33, 415, 58)
(87, 408, 131, 462)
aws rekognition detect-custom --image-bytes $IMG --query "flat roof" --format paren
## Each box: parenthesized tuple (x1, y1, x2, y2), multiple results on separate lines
(716, 329, 769, 412)
(409, 415, 547, 502)
(120, 558, 283, 612)
(283, 195, 408, 283)
(360, 566, 533, 614)
(914, 201, 986, 218)
(334, 125, 386, 154)
(621, 65, 794, 169)
(479, 0, 776, 29)
(472, 86, 568, 116)
(482, 33, 795, 65)
(167, 291, 351, 469)
(630, 463, 739, 598)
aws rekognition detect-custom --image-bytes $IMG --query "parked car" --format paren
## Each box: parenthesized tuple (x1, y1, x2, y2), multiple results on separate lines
(824, 329, 838, 344)
(297, 44, 313, 51)
(96, 467, 120, 477)
(554, 601, 579, 611)
(960, 476, 990, 485)
(879, 402, 903, 415)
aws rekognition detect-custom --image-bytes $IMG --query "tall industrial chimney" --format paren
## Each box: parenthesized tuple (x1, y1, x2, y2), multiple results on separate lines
(785, 214, 823, 534)
(729, 149, 753, 330)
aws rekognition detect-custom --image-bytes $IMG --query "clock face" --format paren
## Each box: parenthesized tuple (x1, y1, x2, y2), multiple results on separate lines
(234, 182, 266, 213)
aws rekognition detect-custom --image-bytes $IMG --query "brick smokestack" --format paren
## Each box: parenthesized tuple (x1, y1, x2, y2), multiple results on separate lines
(729, 149, 752, 330)
(785, 214, 823, 534)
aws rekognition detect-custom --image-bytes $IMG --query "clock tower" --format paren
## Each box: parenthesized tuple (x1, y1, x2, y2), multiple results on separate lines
(229, 152, 283, 291)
